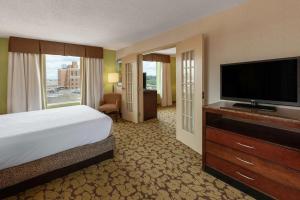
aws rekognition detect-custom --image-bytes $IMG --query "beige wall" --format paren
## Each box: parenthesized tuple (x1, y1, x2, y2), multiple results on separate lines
(117, 0, 300, 104)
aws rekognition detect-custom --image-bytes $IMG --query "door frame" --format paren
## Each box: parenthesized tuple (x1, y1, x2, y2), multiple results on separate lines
(137, 54, 144, 122)
(121, 35, 205, 154)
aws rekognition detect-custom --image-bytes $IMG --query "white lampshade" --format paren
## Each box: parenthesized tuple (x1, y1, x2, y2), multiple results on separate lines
(108, 73, 119, 83)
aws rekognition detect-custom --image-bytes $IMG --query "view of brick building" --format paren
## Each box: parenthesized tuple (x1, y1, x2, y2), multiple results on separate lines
(58, 62, 80, 89)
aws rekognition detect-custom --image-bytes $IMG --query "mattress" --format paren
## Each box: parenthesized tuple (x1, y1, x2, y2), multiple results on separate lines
(0, 105, 112, 170)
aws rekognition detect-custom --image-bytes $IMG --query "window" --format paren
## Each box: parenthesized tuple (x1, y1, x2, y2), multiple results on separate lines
(143, 61, 157, 90)
(46, 55, 81, 106)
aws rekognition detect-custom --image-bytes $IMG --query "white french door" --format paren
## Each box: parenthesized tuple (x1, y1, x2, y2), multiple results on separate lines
(121, 55, 139, 123)
(176, 34, 204, 154)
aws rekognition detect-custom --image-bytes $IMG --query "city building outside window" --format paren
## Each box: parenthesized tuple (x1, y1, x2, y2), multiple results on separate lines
(46, 55, 81, 106)
(143, 61, 157, 90)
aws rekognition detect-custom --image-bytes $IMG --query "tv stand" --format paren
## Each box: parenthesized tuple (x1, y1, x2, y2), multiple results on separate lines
(203, 102, 300, 200)
(233, 102, 276, 112)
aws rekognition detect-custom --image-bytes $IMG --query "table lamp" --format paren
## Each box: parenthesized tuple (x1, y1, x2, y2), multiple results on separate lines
(108, 73, 119, 93)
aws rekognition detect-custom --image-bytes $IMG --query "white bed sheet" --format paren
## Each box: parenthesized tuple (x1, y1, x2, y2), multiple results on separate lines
(0, 105, 112, 170)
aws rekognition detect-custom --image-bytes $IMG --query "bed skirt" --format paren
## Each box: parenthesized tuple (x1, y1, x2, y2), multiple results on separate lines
(0, 135, 114, 198)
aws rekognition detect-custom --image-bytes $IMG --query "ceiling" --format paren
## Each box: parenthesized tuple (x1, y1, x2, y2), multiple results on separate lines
(0, 0, 246, 50)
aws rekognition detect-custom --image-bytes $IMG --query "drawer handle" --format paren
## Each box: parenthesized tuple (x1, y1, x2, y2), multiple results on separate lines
(236, 171, 255, 181)
(235, 156, 254, 165)
(236, 142, 255, 150)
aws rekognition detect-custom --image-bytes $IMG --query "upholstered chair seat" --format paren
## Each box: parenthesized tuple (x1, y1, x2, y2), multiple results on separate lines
(99, 104, 118, 113)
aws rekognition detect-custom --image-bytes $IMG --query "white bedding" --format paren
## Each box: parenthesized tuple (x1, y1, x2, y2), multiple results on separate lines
(0, 105, 112, 170)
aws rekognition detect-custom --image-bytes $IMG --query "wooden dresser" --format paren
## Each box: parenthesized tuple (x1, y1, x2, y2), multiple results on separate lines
(144, 90, 157, 120)
(203, 102, 300, 200)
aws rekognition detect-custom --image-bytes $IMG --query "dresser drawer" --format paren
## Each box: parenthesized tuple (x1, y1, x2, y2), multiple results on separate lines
(206, 141, 300, 190)
(206, 153, 300, 200)
(206, 127, 300, 171)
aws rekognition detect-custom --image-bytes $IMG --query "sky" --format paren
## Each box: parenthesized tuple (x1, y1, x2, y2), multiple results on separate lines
(46, 55, 80, 80)
(143, 61, 156, 76)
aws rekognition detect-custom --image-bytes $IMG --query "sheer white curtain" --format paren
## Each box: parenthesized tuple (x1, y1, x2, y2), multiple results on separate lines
(7, 52, 42, 113)
(156, 62, 172, 107)
(81, 57, 103, 109)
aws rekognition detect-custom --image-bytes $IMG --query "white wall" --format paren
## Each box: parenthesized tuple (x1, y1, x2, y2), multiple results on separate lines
(117, 0, 300, 104)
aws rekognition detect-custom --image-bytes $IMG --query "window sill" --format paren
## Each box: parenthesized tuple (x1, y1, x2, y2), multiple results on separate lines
(47, 101, 80, 109)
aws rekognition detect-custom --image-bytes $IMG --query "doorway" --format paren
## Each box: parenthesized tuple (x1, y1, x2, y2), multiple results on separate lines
(119, 34, 204, 154)
(141, 47, 176, 124)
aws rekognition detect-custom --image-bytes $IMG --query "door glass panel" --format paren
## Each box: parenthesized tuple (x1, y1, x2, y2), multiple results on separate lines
(126, 63, 133, 112)
(181, 50, 195, 133)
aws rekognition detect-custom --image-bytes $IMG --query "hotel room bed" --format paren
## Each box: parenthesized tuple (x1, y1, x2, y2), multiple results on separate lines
(0, 105, 114, 197)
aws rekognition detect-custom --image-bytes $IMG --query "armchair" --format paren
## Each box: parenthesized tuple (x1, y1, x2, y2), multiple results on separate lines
(99, 93, 121, 121)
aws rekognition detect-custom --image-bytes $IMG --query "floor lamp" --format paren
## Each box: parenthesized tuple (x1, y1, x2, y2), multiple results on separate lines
(108, 73, 119, 93)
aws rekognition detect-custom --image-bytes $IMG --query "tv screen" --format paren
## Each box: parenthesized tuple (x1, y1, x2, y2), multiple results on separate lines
(221, 57, 300, 106)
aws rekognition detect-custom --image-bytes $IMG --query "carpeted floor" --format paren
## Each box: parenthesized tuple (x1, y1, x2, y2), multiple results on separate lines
(6, 106, 253, 200)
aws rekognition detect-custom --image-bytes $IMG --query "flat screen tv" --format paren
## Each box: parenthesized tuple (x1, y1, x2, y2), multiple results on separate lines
(221, 57, 300, 107)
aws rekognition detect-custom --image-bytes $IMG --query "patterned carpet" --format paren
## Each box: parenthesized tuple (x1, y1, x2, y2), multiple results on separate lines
(6, 106, 253, 200)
